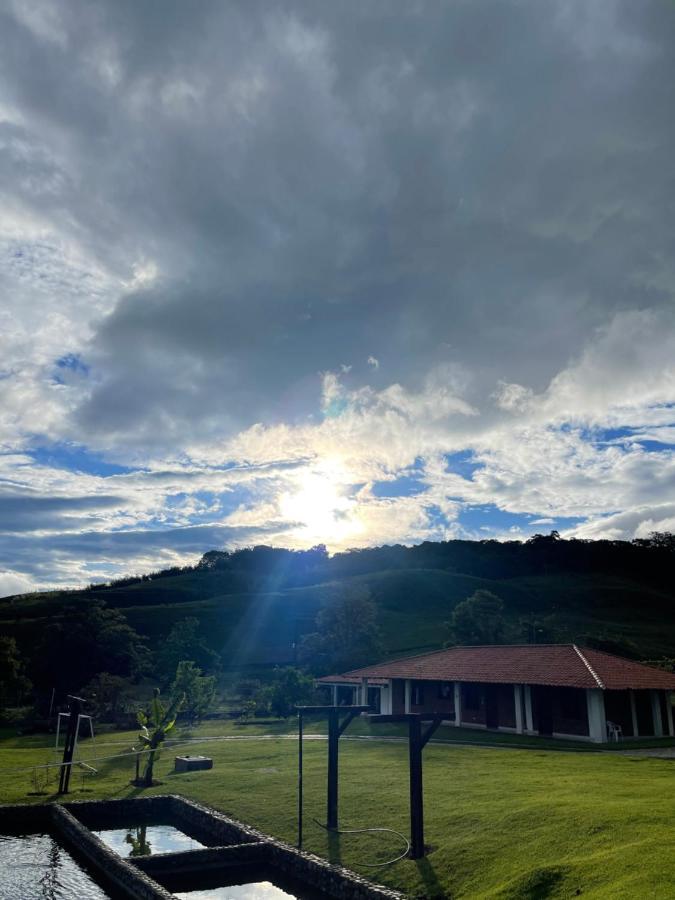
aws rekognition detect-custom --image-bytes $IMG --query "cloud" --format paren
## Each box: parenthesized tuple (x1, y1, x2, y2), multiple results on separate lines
(0, 1, 675, 586)
(0, 569, 36, 598)
(493, 382, 534, 413)
(570, 504, 675, 542)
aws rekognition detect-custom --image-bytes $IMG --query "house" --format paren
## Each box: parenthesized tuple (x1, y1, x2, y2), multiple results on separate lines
(317, 644, 675, 743)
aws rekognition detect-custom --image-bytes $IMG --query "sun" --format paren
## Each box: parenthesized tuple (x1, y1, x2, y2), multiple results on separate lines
(279, 470, 361, 545)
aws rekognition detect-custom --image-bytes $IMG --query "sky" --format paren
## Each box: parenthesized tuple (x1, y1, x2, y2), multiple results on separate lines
(1, 0, 675, 595)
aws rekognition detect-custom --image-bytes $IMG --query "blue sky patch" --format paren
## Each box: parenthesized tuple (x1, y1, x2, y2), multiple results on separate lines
(458, 504, 583, 537)
(371, 473, 427, 498)
(28, 443, 134, 477)
(590, 425, 675, 451)
(444, 450, 481, 480)
(52, 354, 90, 385)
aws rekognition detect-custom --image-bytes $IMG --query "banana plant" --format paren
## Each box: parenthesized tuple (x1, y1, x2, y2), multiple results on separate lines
(137, 688, 184, 786)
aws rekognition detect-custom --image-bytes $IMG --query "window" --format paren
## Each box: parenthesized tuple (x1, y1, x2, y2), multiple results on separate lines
(463, 683, 484, 710)
(437, 681, 453, 699)
(559, 688, 584, 720)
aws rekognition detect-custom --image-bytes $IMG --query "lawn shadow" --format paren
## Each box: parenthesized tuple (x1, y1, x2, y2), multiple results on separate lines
(415, 856, 447, 899)
(110, 783, 151, 799)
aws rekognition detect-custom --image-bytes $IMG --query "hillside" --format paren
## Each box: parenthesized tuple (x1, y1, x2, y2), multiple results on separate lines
(2, 535, 675, 669)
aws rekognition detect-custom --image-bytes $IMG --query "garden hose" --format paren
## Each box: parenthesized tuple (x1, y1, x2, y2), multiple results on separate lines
(312, 817, 410, 867)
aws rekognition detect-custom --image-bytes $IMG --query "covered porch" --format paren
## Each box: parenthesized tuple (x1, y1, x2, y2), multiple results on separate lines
(380, 678, 675, 743)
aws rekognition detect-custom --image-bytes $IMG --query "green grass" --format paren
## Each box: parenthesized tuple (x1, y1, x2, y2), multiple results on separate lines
(1, 724, 675, 898)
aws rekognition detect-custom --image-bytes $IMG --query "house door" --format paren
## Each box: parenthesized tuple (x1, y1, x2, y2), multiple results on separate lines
(485, 685, 500, 729)
(534, 686, 554, 736)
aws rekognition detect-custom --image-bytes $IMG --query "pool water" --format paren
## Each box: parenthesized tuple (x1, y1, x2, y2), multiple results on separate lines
(0, 832, 111, 900)
(163, 865, 330, 900)
(174, 883, 298, 899)
(93, 823, 206, 857)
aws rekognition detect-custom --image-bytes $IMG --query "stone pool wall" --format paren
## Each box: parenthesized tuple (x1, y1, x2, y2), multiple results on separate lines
(0, 801, 48, 833)
(52, 804, 174, 900)
(131, 842, 269, 876)
(0, 795, 408, 900)
(165, 795, 407, 900)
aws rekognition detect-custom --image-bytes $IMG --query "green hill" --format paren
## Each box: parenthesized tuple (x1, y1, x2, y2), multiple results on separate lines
(3, 534, 675, 671)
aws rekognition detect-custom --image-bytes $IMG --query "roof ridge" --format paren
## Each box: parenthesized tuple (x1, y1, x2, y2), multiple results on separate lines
(573, 644, 604, 689)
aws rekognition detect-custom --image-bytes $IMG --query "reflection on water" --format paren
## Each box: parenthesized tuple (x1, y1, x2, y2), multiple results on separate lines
(175, 882, 298, 900)
(124, 825, 152, 857)
(0, 833, 110, 900)
(164, 865, 329, 900)
(94, 824, 206, 857)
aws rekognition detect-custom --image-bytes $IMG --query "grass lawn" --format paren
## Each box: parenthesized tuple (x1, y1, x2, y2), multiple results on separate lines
(1, 723, 674, 898)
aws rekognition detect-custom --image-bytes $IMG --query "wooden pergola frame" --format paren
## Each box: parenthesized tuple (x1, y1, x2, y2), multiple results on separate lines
(368, 713, 444, 858)
(295, 705, 371, 847)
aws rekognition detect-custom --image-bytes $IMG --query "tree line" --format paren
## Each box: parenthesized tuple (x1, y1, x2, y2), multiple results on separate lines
(62, 530, 675, 598)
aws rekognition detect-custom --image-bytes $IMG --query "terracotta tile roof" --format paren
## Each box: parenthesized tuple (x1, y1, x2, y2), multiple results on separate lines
(326, 644, 675, 691)
(581, 647, 675, 690)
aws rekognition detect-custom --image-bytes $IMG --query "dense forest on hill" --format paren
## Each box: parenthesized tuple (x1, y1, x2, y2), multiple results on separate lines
(1, 532, 674, 714)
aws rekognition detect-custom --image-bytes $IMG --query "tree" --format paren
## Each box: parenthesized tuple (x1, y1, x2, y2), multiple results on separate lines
(299, 586, 383, 674)
(80, 673, 135, 722)
(519, 614, 560, 645)
(156, 618, 220, 683)
(266, 667, 316, 718)
(32, 601, 147, 697)
(526, 530, 561, 546)
(137, 688, 184, 787)
(0, 637, 31, 710)
(445, 590, 506, 646)
(633, 531, 675, 552)
(170, 661, 216, 724)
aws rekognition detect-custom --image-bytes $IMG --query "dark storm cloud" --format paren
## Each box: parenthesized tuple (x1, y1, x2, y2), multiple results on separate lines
(0, 520, 288, 582)
(0, 491, 123, 533)
(3, 1, 674, 447)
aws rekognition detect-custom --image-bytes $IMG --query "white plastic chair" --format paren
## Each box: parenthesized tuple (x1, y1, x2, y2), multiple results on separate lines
(606, 720, 622, 742)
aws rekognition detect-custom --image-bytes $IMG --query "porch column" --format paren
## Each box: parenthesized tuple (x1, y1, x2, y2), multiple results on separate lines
(382, 681, 392, 715)
(665, 692, 675, 736)
(514, 684, 524, 734)
(524, 685, 534, 733)
(650, 690, 663, 737)
(361, 678, 369, 706)
(587, 689, 607, 743)
(454, 682, 462, 726)
(630, 690, 639, 737)
(404, 679, 411, 714)
(332, 684, 338, 706)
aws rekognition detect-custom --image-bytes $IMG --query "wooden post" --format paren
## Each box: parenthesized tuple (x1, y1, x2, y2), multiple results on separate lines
(296, 705, 370, 832)
(368, 713, 442, 859)
(298, 711, 303, 848)
(58, 695, 82, 795)
(327, 709, 339, 829)
(408, 716, 424, 858)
